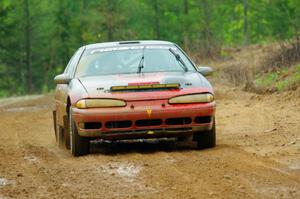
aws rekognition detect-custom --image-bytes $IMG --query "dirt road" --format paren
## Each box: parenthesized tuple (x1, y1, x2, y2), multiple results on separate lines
(0, 85, 299, 199)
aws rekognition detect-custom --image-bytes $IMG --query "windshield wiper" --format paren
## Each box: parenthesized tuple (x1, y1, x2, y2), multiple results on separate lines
(137, 47, 145, 73)
(137, 55, 144, 73)
(169, 48, 188, 72)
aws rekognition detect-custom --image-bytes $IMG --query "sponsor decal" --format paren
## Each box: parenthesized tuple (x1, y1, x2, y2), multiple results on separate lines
(90, 46, 177, 54)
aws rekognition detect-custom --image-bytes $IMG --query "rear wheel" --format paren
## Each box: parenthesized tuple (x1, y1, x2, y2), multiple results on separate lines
(194, 118, 216, 149)
(69, 109, 90, 156)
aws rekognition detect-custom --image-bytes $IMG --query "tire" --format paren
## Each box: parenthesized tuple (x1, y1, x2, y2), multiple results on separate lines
(69, 109, 90, 156)
(194, 118, 216, 149)
(177, 134, 197, 148)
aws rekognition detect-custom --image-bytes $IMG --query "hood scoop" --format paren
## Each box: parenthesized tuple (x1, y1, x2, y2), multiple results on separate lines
(110, 83, 180, 92)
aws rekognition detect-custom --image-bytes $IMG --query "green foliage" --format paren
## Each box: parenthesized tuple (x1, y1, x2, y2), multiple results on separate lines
(0, 0, 299, 96)
(254, 65, 300, 91)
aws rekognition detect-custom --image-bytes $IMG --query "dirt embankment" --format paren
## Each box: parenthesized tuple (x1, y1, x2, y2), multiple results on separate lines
(205, 43, 300, 94)
(0, 83, 299, 198)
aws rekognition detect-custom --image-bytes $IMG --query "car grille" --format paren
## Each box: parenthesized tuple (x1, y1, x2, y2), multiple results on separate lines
(105, 121, 132, 128)
(194, 116, 211, 124)
(83, 116, 211, 130)
(82, 122, 102, 129)
(165, 117, 192, 125)
(135, 119, 163, 127)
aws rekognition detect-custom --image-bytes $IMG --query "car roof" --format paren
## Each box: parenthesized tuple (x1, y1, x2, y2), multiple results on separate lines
(84, 40, 175, 50)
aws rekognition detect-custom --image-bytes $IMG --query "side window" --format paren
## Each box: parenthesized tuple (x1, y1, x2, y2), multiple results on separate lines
(64, 54, 76, 74)
(64, 47, 85, 76)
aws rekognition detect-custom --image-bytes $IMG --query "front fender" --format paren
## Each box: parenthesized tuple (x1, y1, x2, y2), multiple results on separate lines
(55, 78, 88, 127)
(68, 78, 89, 106)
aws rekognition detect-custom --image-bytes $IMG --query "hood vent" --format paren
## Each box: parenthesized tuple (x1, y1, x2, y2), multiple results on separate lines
(110, 83, 180, 92)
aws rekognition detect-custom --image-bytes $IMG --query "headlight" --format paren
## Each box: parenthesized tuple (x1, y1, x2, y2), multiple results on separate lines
(76, 99, 126, 109)
(169, 93, 214, 104)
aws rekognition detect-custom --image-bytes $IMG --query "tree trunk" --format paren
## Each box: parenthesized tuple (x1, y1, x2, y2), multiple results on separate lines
(106, 0, 114, 41)
(79, 0, 87, 44)
(24, 0, 33, 94)
(153, 0, 160, 39)
(200, 0, 213, 57)
(183, 0, 189, 50)
(243, 0, 248, 45)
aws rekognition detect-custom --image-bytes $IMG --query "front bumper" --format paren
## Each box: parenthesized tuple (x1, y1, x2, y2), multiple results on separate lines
(72, 99, 215, 140)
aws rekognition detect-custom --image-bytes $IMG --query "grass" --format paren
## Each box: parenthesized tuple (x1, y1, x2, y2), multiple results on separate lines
(254, 64, 300, 91)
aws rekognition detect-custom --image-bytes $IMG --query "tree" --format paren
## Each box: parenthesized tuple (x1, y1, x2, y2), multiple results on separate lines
(0, 0, 299, 96)
(23, 0, 33, 93)
(183, 0, 190, 49)
(152, 0, 160, 39)
(243, 0, 248, 45)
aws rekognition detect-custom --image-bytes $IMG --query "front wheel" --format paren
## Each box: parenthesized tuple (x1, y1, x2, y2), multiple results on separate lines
(69, 109, 90, 156)
(194, 118, 216, 149)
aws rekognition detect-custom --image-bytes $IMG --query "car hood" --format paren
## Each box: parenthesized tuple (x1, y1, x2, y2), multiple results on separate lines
(77, 71, 213, 101)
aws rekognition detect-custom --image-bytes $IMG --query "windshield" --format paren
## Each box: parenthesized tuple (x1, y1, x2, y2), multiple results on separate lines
(75, 45, 195, 77)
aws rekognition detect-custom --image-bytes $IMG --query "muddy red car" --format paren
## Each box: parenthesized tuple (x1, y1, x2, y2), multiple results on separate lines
(53, 40, 216, 156)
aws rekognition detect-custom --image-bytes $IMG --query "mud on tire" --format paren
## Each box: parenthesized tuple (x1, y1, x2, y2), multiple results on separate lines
(69, 109, 90, 156)
(194, 118, 216, 149)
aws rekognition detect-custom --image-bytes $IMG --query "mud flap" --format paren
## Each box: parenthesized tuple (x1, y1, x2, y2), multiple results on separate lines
(53, 110, 57, 140)
(63, 115, 71, 149)
(53, 110, 68, 149)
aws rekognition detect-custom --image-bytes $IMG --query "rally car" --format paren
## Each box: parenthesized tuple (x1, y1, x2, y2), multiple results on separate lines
(53, 40, 216, 156)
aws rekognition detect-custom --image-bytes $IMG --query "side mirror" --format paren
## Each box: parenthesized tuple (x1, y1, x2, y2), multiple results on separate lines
(197, 66, 213, 76)
(54, 74, 72, 84)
